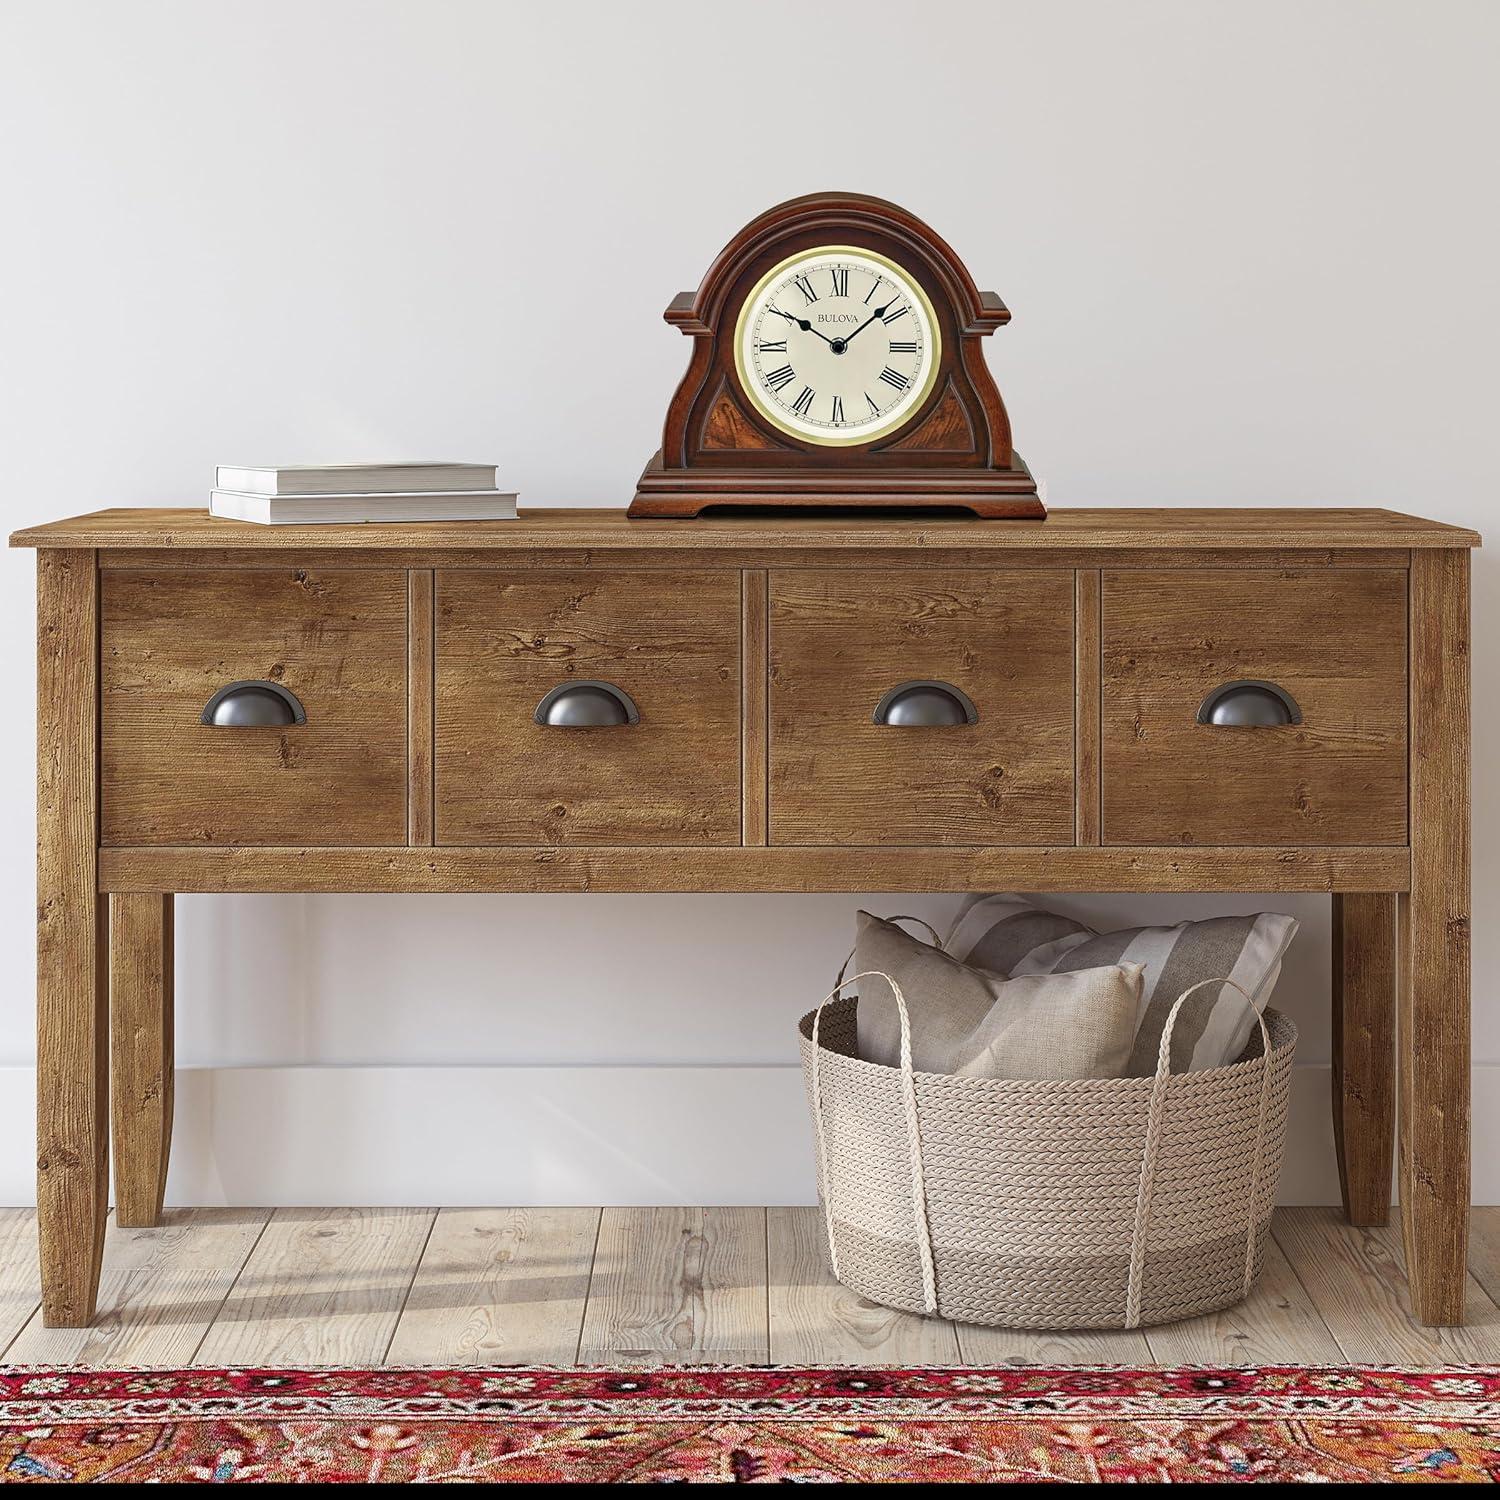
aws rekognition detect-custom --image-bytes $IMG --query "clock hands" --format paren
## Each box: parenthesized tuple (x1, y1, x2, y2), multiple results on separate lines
(768, 285, 907, 360)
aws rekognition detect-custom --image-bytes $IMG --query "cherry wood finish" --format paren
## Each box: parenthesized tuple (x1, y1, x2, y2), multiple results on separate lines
(100, 569, 409, 846)
(767, 569, 1074, 845)
(629, 193, 1043, 517)
(11, 508, 1477, 1329)
(433, 570, 742, 846)
(1099, 569, 1409, 846)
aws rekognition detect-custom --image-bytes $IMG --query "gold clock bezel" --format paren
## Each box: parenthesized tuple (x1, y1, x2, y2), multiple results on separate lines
(732, 244, 943, 448)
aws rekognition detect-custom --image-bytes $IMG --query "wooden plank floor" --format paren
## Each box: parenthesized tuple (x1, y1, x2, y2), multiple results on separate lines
(4, 1206, 1500, 1367)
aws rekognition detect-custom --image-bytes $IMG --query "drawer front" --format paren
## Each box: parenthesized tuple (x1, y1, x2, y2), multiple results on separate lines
(768, 570, 1075, 846)
(1100, 569, 1408, 846)
(434, 570, 741, 845)
(101, 569, 409, 845)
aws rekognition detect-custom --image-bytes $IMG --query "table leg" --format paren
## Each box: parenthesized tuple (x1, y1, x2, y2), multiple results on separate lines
(1399, 547, 1471, 1326)
(110, 892, 174, 1228)
(35, 549, 108, 1327)
(1331, 892, 1396, 1226)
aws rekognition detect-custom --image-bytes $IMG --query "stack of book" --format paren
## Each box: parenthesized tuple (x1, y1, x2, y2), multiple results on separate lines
(210, 463, 516, 524)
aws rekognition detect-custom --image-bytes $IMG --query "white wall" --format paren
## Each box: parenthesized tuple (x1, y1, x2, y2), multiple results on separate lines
(1, 0, 1496, 1205)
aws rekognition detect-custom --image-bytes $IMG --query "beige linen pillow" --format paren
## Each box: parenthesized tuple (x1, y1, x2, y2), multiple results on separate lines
(943, 895, 1299, 1075)
(852, 911, 1143, 1080)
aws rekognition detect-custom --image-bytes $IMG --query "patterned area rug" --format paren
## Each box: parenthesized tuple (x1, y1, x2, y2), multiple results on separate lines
(1, 1364, 1498, 1483)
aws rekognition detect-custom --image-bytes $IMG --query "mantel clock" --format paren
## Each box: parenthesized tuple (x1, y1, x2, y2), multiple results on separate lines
(629, 192, 1044, 518)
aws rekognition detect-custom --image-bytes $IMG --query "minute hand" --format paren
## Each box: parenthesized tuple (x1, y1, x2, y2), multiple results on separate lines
(841, 303, 895, 347)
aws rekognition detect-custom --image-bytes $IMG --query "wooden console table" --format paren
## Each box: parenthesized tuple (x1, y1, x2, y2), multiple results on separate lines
(12, 506, 1478, 1327)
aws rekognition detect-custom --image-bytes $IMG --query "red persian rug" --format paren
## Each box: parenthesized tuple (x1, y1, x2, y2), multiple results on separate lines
(1, 1364, 1498, 1484)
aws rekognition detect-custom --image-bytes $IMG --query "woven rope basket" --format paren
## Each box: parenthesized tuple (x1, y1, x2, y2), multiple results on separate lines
(799, 971, 1296, 1330)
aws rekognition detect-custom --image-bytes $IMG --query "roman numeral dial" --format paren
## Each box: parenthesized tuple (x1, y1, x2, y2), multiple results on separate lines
(736, 246, 939, 446)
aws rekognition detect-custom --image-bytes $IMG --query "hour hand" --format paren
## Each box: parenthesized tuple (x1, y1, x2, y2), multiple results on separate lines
(768, 306, 836, 345)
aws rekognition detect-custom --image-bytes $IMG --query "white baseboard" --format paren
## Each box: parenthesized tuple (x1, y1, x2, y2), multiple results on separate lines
(0, 1064, 1493, 1207)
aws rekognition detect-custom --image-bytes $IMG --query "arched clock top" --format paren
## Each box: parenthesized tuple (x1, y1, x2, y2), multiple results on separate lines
(665, 193, 1012, 339)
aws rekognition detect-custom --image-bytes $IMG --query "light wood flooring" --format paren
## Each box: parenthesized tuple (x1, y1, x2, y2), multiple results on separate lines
(4, 1206, 1500, 1368)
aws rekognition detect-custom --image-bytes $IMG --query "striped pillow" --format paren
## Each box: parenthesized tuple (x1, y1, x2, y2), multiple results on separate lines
(943, 895, 1298, 1075)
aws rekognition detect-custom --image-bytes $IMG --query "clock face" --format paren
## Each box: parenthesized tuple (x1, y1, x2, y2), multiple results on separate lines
(734, 245, 941, 446)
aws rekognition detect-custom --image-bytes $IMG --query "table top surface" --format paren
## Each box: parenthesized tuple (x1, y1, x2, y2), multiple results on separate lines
(9, 505, 1481, 550)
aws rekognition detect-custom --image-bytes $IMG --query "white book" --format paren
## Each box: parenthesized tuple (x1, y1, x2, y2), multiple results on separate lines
(215, 462, 498, 496)
(210, 489, 517, 525)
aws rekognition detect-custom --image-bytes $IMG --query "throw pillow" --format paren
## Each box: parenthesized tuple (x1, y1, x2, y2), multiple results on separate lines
(943, 894, 1298, 1075)
(852, 910, 1143, 1080)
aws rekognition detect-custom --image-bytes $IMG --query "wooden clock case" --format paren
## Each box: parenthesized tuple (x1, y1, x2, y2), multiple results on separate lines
(628, 191, 1044, 518)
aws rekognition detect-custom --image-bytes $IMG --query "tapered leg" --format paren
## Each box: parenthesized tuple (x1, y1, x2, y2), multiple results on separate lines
(1331, 892, 1396, 1226)
(35, 549, 108, 1327)
(110, 892, 174, 1228)
(1399, 548, 1471, 1325)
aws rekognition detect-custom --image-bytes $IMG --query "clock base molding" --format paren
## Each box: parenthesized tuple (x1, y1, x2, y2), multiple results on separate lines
(627, 449, 1045, 518)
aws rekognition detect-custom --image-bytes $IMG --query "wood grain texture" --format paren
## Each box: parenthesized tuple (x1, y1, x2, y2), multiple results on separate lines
(35, 548, 108, 1328)
(578, 1208, 768, 1365)
(34, 1204, 1500, 1370)
(109, 892, 174, 1229)
(407, 570, 435, 845)
(385, 1208, 599, 1366)
(97, 843, 1412, 894)
(702, 390, 784, 450)
(1075, 568, 1101, 844)
(90, 544, 1418, 573)
(434, 570, 741, 845)
(886, 383, 974, 452)
(766, 1207, 960, 1365)
(100, 569, 409, 846)
(1468, 1208, 1500, 1307)
(11, 505, 1480, 552)
(194, 1207, 435, 1366)
(0, 1211, 42, 1356)
(1332, 892, 1396, 1227)
(741, 570, 768, 844)
(1399, 547, 1472, 1324)
(1101, 569, 1409, 846)
(1141, 1232, 1344, 1365)
(1275, 1208, 1500, 1362)
(769, 569, 1074, 844)
(8, 1210, 268, 1367)
(954, 1318, 1154, 1365)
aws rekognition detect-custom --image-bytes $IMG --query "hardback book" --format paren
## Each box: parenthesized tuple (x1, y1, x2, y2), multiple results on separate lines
(210, 489, 518, 525)
(214, 462, 498, 496)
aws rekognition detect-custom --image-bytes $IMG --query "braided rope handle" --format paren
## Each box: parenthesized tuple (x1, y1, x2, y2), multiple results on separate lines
(1124, 976, 1276, 1328)
(809, 969, 938, 1315)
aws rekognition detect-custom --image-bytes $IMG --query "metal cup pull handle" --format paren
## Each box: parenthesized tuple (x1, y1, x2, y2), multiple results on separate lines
(872, 681, 978, 726)
(1196, 680, 1302, 726)
(534, 681, 640, 726)
(201, 680, 306, 726)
